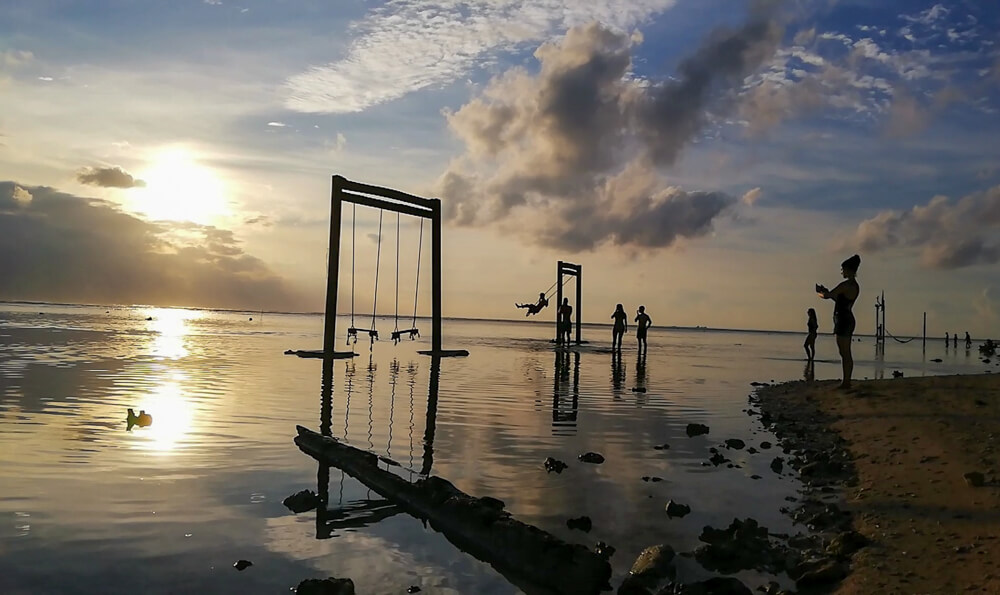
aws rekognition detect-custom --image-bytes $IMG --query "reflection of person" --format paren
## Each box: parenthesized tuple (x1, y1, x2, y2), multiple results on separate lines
(516, 292, 549, 317)
(804, 308, 818, 361)
(965, 332, 972, 349)
(816, 254, 860, 390)
(635, 306, 652, 354)
(558, 298, 573, 344)
(611, 304, 628, 351)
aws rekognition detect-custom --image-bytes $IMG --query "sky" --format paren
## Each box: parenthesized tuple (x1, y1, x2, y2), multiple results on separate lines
(1, 0, 999, 335)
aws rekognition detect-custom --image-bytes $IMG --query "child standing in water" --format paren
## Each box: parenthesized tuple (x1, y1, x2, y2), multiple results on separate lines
(804, 308, 818, 361)
(611, 304, 628, 351)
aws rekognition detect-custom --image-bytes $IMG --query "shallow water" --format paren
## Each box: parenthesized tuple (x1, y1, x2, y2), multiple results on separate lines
(0, 303, 989, 594)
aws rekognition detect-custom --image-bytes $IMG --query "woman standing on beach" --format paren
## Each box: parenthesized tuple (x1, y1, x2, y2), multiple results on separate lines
(803, 308, 818, 362)
(611, 304, 628, 351)
(816, 254, 861, 390)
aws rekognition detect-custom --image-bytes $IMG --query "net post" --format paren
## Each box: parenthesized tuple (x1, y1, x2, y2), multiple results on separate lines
(556, 261, 564, 343)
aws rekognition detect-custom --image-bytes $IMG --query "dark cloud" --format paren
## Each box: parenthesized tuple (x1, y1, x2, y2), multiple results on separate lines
(0, 182, 304, 310)
(76, 166, 146, 188)
(847, 185, 1000, 269)
(435, 3, 783, 251)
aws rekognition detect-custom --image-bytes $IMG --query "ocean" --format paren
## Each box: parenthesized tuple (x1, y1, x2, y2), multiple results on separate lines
(0, 302, 989, 594)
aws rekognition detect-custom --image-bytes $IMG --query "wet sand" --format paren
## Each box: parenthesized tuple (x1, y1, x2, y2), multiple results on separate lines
(757, 373, 1000, 594)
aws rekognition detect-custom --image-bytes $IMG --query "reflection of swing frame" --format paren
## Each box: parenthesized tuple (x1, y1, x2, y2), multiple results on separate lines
(555, 261, 583, 345)
(322, 175, 468, 358)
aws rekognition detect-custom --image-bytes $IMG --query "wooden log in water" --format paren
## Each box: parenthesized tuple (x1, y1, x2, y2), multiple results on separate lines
(294, 426, 611, 595)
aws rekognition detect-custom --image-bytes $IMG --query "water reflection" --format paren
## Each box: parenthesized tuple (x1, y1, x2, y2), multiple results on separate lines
(310, 356, 443, 540)
(552, 350, 579, 435)
(611, 351, 626, 397)
(145, 308, 200, 359)
(634, 352, 648, 405)
(132, 372, 194, 454)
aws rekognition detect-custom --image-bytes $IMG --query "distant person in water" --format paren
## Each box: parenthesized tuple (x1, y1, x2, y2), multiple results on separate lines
(559, 298, 573, 344)
(945, 332, 949, 348)
(953, 333, 958, 348)
(816, 254, 860, 390)
(516, 292, 549, 317)
(804, 308, 818, 361)
(635, 306, 652, 354)
(611, 304, 628, 351)
(966, 332, 972, 349)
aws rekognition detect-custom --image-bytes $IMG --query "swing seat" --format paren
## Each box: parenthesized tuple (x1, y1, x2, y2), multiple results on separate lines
(367, 329, 379, 341)
(391, 328, 420, 344)
(346, 326, 359, 344)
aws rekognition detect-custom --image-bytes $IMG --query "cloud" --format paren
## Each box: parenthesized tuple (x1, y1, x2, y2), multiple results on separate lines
(1, 49, 33, 68)
(434, 5, 783, 251)
(283, 0, 678, 113)
(76, 166, 146, 188)
(0, 182, 304, 310)
(846, 185, 1000, 270)
(973, 287, 998, 325)
(741, 187, 762, 206)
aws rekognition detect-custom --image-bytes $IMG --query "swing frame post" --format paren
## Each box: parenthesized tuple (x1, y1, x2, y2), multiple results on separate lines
(554, 261, 583, 345)
(308, 174, 467, 359)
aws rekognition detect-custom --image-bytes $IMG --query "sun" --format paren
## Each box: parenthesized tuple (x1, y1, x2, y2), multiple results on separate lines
(137, 148, 230, 224)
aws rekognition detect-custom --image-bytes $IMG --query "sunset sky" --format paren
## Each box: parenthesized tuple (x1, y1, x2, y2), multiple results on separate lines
(1, 0, 998, 335)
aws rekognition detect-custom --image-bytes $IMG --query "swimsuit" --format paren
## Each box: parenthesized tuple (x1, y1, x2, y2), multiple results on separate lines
(833, 284, 857, 337)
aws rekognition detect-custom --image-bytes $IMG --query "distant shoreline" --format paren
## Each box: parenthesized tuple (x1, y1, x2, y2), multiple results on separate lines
(0, 299, 898, 338)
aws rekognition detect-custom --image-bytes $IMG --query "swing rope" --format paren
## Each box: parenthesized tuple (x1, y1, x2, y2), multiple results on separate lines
(369, 210, 383, 348)
(543, 273, 572, 301)
(346, 203, 359, 345)
(412, 220, 423, 329)
(884, 326, 915, 344)
(394, 212, 400, 337)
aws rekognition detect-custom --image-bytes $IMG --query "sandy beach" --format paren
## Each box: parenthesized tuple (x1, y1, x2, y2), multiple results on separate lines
(757, 373, 1000, 594)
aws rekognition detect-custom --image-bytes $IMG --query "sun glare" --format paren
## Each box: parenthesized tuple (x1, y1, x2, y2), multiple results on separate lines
(138, 148, 230, 224)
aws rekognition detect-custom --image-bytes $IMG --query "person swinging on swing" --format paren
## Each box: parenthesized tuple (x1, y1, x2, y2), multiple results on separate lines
(516, 292, 549, 317)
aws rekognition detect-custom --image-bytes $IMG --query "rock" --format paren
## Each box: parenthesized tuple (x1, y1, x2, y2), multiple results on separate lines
(826, 530, 869, 558)
(930, 358, 943, 362)
(746, 447, 758, 454)
(750, 474, 762, 480)
(632, 387, 648, 393)
(665, 500, 691, 518)
(595, 541, 616, 561)
(233, 560, 252, 571)
(668, 577, 753, 594)
(975, 399, 988, 407)
(750, 382, 769, 387)
(641, 476, 663, 483)
(567, 516, 593, 532)
(686, 423, 710, 437)
(695, 518, 785, 574)
(770, 457, 784, 473)
(296, 577, 356, 595)
(544, 457, 568, 473)
(892, 370, 903, 378)
(619, 544, 675, 595)
(653, 443, 670, 450)
(283, 489, 321, 514)
(760, 441, 772, 449)
(724, 439, 746, 450)
(793, 558, 848, 589)
(407, 587, 421, 593)
(964, 471, 985, 487)
(579, 452, 606, 464)
(709, 453, 727, 466)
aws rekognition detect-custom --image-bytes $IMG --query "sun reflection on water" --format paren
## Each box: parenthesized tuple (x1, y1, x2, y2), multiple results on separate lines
(133, 372, 195, 454)
(145, 308, 201, 360)
(133, 308, 202, 454)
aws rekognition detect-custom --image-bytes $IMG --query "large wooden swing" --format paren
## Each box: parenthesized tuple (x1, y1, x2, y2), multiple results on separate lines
(294, 175, 468, 359)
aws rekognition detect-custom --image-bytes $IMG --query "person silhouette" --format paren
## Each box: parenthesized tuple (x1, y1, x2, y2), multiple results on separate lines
(634, 306, 652, 354)
(953, 332, 958, 349)
(516, 292, 549, 317)
(965, 332, 972, 349)
(804, 308, 818, 361)
(558, 298, 573, 344)
(945, 332, 949, 349)
(611, 304, 628, 351)
(816, 254, 860, 390)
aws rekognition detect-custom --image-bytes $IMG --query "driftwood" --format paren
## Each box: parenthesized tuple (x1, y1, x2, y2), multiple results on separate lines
(295, 426, 611, 595)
